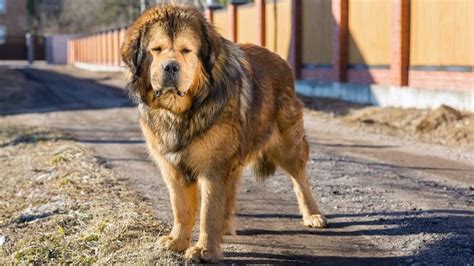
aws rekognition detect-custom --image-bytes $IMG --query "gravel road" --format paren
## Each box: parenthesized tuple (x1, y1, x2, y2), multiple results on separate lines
(1, 64, 473, 264)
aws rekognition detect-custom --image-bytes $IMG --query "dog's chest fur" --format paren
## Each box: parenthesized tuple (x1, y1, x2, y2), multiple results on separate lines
(139, 103, 211, 181)
(139, 104, 183, 151)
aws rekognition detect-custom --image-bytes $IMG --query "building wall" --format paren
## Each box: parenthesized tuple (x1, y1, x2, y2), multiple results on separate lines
(0, 0, 28, 59)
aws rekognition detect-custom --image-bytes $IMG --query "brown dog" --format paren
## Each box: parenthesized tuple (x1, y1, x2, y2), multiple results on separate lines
(121, 4, 327, 262)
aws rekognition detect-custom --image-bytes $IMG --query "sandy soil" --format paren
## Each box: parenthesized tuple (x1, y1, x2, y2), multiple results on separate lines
(300, 96, 474, 150)
(1, 64, 473, 264)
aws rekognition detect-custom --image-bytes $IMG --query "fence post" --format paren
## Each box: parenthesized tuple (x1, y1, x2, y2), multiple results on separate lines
(331, 0, 348, 82)
(104, 32, 109, 66)
(77, 39, 81, 63)
(205, 8, 214, 23)
(96, 34, 101, 65)
(95, 35, 99, 65)
(101, 32, 107, 65)
(84, 37, 88, 63)
(391, 0, 410, 86)
(81, 38, 85, 63)
(113, 29, 120, 67)
(119, 28, 126, 67)
(289, 0, 302, 79)
(107, 31, 113, 66)
(95, 34, 99, 65)
(105, 31, 109, 66)
(76, 39, 80, 63)
(87, 37, 91, 63)
(78, 38, 82, 63)
(81, 39, 84, 63)
(67, 39, 71, 64)
(83, 37, 87, 63)
(229, 3, 238, 42)
(70, 39, 74, 64)
(67, 39, 72, 64)
(257, 0, 266, 47)
(90, 36, 94, 64)
(73, 39, 76, 64)
(83, 38, 86, 63)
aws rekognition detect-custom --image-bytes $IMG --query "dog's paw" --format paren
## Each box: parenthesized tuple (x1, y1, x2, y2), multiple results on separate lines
(185, 245, 223, 263)
(303, 214, 328, 228)
(158, 235, 189, 252)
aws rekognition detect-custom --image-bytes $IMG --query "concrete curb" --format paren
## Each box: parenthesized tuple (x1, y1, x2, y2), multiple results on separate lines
(74, 63, 126, 73)
(296, 80, 474, 112)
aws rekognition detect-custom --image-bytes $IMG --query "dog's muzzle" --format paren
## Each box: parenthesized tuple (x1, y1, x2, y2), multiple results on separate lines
(154, 60, 185, 97)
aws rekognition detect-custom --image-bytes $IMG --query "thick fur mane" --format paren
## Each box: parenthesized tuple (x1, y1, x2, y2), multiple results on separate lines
(122, 5, 250, 154)
(120, 6, 326, 261)
(122, 5, 214, 104)
(139, 40, 247, 154)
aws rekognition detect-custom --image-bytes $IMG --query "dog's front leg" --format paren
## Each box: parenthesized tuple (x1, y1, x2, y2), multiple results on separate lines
(157, 160, 199, 252)
(185, 167, 240, 263)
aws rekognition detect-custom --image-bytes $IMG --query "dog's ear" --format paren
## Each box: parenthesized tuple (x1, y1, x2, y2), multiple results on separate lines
(200, 20, 221, 76)
(121, 27, 145, 77)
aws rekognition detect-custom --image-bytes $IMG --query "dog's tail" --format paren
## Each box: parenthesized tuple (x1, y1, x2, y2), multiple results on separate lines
(252, 154, 276, 181)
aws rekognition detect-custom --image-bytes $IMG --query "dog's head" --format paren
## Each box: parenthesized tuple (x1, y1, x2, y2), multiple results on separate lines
(121, 5, 221, 113)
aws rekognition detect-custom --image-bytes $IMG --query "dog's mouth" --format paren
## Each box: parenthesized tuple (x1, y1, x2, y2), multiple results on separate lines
(153, 84, 185, 97)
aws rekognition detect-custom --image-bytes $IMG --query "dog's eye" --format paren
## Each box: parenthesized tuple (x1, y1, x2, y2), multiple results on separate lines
(181, 48, 191, 54)
(152, 47, 162, 53)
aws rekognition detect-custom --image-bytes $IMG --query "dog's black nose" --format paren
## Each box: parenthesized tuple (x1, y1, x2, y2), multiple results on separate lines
(163, 60, 180, 74)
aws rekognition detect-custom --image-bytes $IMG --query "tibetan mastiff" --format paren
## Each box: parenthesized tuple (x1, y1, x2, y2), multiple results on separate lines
(121, 4, 326, 262)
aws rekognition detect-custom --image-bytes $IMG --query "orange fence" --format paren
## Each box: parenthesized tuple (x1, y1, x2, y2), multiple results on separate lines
(68, 0, 474, 90)
(68, 28, 126, 68)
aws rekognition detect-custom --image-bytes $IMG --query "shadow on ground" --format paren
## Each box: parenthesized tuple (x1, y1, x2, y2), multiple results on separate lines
(227, 209, 474, 264)
(298, 94, 368, 116)
(0, 67, 133, 116)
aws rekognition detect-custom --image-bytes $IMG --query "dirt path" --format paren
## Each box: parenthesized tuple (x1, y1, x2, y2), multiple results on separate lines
(1, 65, 473, 264)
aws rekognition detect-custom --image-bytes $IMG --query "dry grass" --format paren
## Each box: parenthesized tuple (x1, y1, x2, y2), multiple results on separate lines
(0, 126, 182, 264)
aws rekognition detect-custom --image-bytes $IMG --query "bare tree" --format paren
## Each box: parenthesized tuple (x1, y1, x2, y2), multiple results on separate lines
(27, 0, 212, 35)
(28, 0, 142, 34)
(154, 0, 205, 9)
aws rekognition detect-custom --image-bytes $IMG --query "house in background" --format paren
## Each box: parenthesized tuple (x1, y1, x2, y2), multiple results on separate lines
(0, 0, 28, 60)
(0, 0, 46, 60)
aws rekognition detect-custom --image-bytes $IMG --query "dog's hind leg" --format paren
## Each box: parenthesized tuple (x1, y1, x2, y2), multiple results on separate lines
(268, 124, 327, 228)
(157, 160, 199, 252)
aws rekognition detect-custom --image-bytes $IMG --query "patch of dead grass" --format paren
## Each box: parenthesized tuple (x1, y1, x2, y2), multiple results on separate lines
(0, 126, 182, 264)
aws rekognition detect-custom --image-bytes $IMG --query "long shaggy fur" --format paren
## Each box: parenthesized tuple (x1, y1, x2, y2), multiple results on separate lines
(121, 4, 326, 263)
